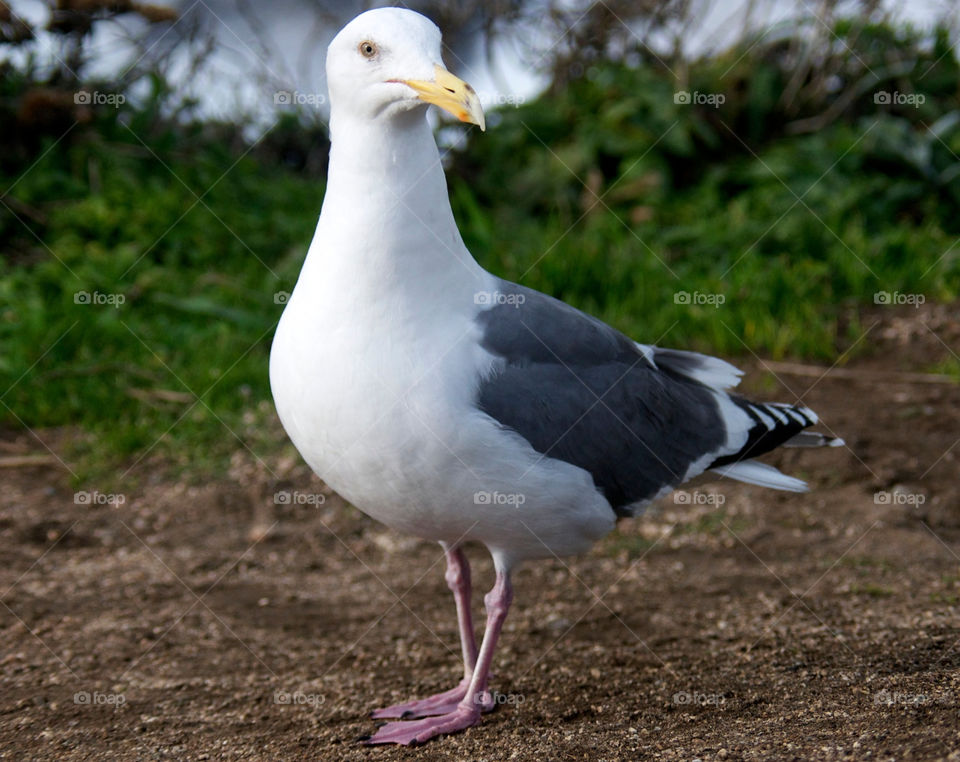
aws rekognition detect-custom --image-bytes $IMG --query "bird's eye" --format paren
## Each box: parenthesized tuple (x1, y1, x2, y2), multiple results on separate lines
(358, 41, 378, 58)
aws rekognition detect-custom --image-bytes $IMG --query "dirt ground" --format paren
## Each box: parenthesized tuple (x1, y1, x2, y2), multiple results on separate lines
(1, 303, 959, 761)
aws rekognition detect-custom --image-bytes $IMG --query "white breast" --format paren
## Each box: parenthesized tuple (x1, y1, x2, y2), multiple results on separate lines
(269, 256, 616, 565)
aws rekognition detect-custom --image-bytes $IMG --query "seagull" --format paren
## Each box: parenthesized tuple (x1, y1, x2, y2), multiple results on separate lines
(269, 7, 843, 746)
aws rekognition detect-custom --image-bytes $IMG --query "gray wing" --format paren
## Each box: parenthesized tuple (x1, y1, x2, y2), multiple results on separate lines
(475, 280, 818, 513)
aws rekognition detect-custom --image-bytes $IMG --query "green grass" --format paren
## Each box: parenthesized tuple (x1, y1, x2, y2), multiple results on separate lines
(1, 134, 318, 483)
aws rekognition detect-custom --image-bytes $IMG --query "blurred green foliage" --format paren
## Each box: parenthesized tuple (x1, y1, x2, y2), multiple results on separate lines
(1, 110, 319, 481)
(1, 16, 958, 481)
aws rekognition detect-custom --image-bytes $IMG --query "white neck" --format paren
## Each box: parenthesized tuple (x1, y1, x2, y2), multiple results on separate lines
(327, 108, 450, 228)
(295, 109, 486, 306)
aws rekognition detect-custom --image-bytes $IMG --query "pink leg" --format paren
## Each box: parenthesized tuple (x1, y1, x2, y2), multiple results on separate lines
(371, 545, 492, 720)
(365, 567, 514, 745)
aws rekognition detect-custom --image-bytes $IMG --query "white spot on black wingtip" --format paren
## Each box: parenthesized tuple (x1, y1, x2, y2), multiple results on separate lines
(781, 408, 804, 425)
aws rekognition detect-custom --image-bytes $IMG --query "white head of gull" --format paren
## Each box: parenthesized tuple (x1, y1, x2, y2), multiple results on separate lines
(269, 6, 843, 746)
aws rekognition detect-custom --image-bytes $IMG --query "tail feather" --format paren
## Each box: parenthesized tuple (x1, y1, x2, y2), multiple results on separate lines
(710, 460, 809, 492)
(702, 398, 841, 492)
(783, 431, 845, 448)
(647, 347, 844, 496)
(709, 399, 819, 469)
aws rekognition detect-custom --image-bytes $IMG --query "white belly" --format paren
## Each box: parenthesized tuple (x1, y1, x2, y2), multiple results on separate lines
(269, 285, 616, 565)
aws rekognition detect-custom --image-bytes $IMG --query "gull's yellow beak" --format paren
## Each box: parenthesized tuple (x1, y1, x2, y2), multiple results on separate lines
(400, 64, 485, 131)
